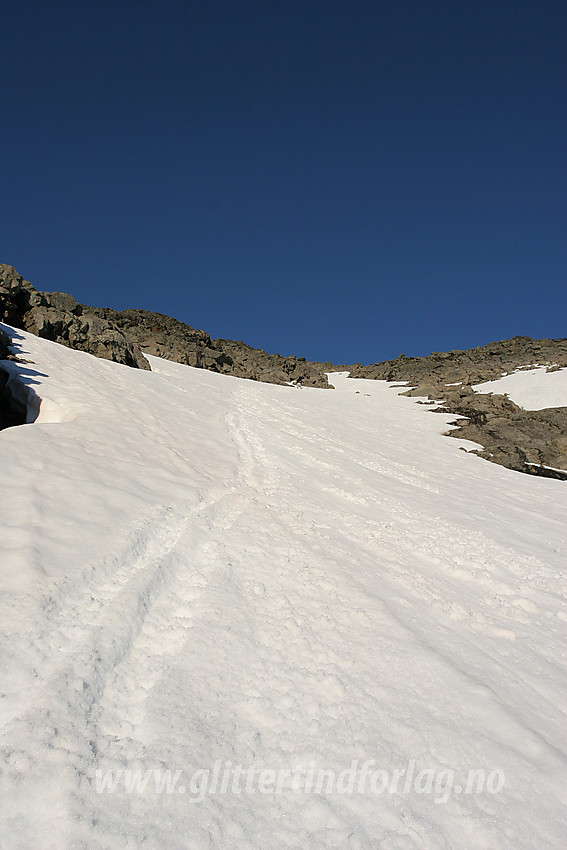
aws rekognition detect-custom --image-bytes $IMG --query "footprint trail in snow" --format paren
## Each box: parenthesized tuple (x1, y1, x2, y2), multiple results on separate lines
(0, 337, 566, 850)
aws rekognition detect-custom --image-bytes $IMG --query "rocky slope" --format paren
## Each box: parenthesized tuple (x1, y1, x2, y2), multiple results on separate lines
(0, 265, 332, 388)
(1, 263, 565, 479)
(0, 265, 149, 370)
(350, 340, 567, 479)
(88, 306, 333, 387)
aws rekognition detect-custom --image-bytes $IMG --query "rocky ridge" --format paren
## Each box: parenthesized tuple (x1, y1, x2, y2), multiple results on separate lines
(1, 263, 566, 479)
(88, 306, 333, 387)
(0, 265, 150, 370)
(350, 340, 567, 479)
(0, 265, 332, 389)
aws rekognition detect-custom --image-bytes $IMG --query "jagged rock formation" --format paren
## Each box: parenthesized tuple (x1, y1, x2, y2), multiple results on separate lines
(89, 307, 332, 387)
(0, 265, 149, 370)
(350, 339, 567, 479)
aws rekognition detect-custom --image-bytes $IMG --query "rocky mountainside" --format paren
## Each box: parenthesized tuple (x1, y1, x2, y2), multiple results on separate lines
(0, 265, 332, 387)
(351, 341, 567, 479)
(0, 265, 149, 370)
(88, 306, 333, 387)
(1, 263, 566, 479)
(350, 337, 567, 385)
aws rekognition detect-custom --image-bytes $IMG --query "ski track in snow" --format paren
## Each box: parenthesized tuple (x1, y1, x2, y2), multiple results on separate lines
(0, 334, 566, 849)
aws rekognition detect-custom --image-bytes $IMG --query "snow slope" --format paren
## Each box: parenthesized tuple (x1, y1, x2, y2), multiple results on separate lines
(473, 366, 567, 410)
(1, 326, 566, 850)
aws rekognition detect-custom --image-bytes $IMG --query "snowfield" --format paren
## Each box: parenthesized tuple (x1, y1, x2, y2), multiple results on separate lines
(473, 366, 567, 410)
(1, 326, 566, 850)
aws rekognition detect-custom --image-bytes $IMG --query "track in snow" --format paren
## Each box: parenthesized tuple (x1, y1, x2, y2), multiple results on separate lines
(1, 340, 566, 850)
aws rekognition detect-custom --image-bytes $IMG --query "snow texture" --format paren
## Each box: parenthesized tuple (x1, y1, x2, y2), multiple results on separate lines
(1, 327, 566, 849)
(473, 366, 567, 410)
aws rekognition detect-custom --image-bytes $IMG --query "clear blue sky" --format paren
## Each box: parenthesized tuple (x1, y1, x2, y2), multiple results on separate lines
(3, 0, 566, 364)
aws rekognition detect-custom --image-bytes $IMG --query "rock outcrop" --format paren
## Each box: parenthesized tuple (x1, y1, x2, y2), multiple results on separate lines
(0, 265, 332, 387)
(349, 337, 567, 386)
(350, 338, 567, 479)
(88, 307, 332, 387)
(0, 328, 28, 429)
(1, 263, 565, 479)
(0, 265, 150, 370)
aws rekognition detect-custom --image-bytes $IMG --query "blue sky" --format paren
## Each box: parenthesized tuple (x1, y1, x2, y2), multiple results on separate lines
(3, 1, 566, 364)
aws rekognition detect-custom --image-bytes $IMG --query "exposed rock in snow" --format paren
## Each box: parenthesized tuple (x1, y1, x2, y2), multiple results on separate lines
(0, 264, 333, 388)
(89, 306, 332, 387)
(350, 338, 567, 479)
(2, 263, 566, 477)
(0, 264, 150, 371)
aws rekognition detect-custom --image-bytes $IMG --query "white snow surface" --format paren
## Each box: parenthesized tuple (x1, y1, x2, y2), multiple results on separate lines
(473, 366, 567, 410)
(1, 327, 566, 850)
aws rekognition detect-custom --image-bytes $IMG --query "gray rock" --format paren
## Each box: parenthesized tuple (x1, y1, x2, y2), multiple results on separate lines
(3, 262, 565, 479)
(351, 338, 567, 480)
(89, 307, 333, 387)
(0, 264, 150, 370)
(0, 264, 334, 385)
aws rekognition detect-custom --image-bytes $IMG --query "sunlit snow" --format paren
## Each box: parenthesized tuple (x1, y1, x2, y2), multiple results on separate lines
(474, 366, 567, 410)
(1, 326, 566, 849)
